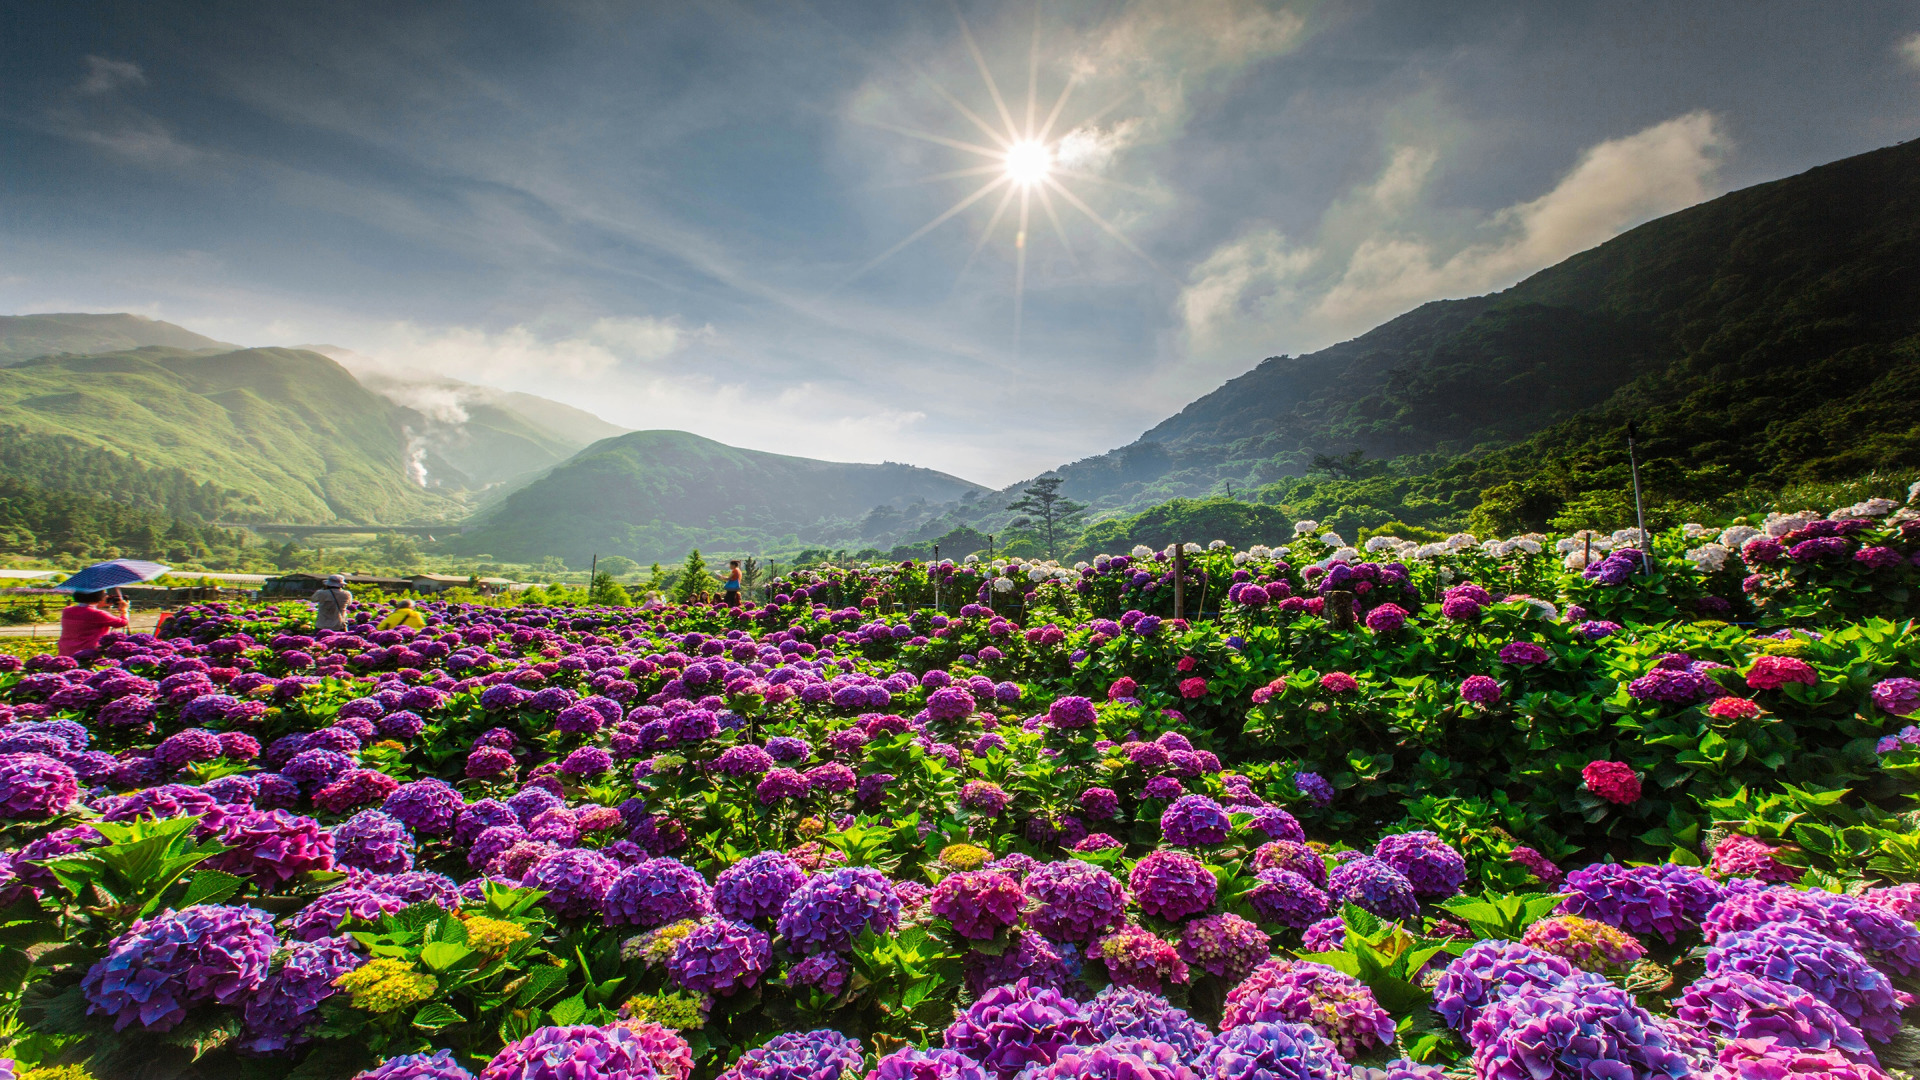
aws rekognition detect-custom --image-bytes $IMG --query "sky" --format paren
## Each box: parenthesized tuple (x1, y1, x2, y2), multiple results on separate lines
(3, 1, 1919, 487)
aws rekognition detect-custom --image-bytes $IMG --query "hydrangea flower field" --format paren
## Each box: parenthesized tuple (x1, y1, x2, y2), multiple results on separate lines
(1, 491, 1919, 1079)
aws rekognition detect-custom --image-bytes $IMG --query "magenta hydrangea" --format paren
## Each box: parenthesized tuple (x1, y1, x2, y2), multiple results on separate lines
(1557, 861, 1722, 943)
(868, 1047, 990, 1080)
(382, 778, 466, 836)
(237, 934, 362, 1053)
(520, 848, 620, 919)
(1248, 869, 1332, 930)
(1095, 925, 1189, 992)
(719, 1029, 864, 1080)
(1467, 982, 1692, 1080)
(1222, 958, 1395, 1058)
(1430, 940, 1603, 1032)
(1704, 923, 1914, 1043)
(1082, 985, 1213, 1057)
(333, 809, 416, 874)
(1021, 1037, 1196, 1080)
(0, 752, 79, 819)
(1022, 860, 1126, 943)
(1176, 913, 1271, 982)
(1196, 1021, 1349, 1080)
(931, 871, 1024, 940)
(1047, 696, 1098, 729)
(356, 1049, 479, 1080)
(1672, 971, 1874, 1063)
(1128, 851, 1217, 922)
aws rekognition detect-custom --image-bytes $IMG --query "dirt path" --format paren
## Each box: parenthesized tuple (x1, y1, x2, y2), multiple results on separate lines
(0, 612, 165, 639)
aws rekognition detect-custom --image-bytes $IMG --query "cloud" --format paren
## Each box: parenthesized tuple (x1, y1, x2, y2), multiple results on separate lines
(368, 317, 705, 383)
(79, 56, 145, 95)
(1182, 110, 1729, 356)
(1902, 31, 1920, 69)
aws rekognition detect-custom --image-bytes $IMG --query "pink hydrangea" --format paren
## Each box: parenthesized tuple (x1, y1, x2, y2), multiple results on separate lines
(1582, 761, 1641, 804)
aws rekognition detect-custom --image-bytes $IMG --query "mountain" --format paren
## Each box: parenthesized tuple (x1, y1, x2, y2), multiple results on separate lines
(450, 429, 989, 565)
(981, 138, 1920, 538)
(304, 347, 629, 491)
(0, 313, 236, 365)
(0, 346, 465, 524)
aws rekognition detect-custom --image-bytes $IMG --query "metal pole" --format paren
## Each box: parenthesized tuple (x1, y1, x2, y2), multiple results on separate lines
(589, 553, 597, 600)
(1625, 423, 1652, 575)
(1172, 542, 1185, 620)
(932, 545, 940, 613)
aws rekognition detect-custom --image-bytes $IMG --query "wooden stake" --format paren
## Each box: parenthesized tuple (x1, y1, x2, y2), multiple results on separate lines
(1173, 542, 1186, 620)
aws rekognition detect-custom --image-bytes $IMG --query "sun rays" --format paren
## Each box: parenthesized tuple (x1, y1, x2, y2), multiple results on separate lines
(842, 3, 1158, 353)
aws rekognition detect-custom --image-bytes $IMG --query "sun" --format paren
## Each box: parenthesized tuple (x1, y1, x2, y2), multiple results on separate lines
(1003, 139, 1052, 186)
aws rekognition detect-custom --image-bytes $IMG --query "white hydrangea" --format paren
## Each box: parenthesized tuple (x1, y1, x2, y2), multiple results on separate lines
(1512, 539, 1543, 554)
(1682, 523, 1712, 538)
(1075, 561, 1091, 571)
(1763, 512, 1815, 537)
(1610, 527, 1647, 548)
(1831, 498, 1898, 520)
(1446, 532, 1477, 550)
(1131, 545, 1154, 558)
(964, 554, 980, 564)
(1564, 550, 1593, 570)
(1293, 520, 1318, 536)
(1231, 551, 1250, 566)
(1413, 543, 1448, 559)
(1438, 566, 1457, 583)
(1248, 545, 1273, 558)
(1183, 542, 1202, 554)
(1027, 568, 1048, 582)
(1480, 539, 1507, 556)
(1524, 598, 1560, 621)
(1684, 544, 1730, 573)
(1318, 532, 1345, 547)
(992, 577, 1015, 593)
(1330, 547, 1358, 564)
(1208, 539, 1228, 550)
(1910, 479, 1920, 504)
(1364, 536, 1399, 553)
(1717, 525, 1762, 549)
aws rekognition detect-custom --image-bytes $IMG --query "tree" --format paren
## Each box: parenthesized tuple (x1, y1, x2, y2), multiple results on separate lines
(598, 555, 641, 579)
(1004, 477, 1087, 560)
(672, 548, 716, 604)
(589, 571, 633, 606)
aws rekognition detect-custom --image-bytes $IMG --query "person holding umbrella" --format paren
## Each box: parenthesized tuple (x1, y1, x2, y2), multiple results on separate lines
(58, 588, 130, 657)
(313, 574, 353, 632)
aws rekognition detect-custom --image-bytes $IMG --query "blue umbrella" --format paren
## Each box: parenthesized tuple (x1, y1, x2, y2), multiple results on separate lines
(56, 559, 171, 593)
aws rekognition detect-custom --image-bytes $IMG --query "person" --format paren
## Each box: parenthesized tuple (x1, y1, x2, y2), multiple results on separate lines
(58, 588, 129, 657)
(724, 560, 743, 607)
(312, 574, 353, 632)
(376, 597, 425, 631)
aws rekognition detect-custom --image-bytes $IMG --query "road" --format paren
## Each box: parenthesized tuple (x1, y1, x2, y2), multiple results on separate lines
(0, 612, 165, 639)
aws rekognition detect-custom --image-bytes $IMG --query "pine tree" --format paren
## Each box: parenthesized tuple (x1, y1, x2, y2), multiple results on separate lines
(672, 549, 716, 604)
(1005, 477, 1088, 560)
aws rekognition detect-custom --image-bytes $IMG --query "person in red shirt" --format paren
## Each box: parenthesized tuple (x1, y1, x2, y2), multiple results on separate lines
(58, 589, 130, 657)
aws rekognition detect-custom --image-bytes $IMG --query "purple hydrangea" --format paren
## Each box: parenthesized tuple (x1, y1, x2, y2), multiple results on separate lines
(942, 977, 1093, 1079)
(1327, 856, 1418, 920)
(784, 952, 851, 997)
(333, 809, 415, 874)
(1703, 923, 1913, 1043)
(1558, 862, 1722, 943)
(1176, 913, 1271, 982)
(381, 778, 466, 836)
(238, 934, 362, 1053)
(1431, 940, 1602, 1032)
(1467, 982, 1692, 1080)
(1160, 795, 1231, 846)
(1081, 984, 1213, 1057)
(154, 728, 224, 768)
(1019, 1037, 1194, 1080)
(715, 850, 808, 923)
(1292, 772, 1334, 808)
(481, 1024, 659, 1080)
(356, 1050, 477, 1080)
(205, 808, 337, 884)
(1248, 869, 1332, 930)
(520, 848, 620, 919)
(666, 918, 770, 996)
(1196, 1020, 1349, 1080)
(1458, 675, 1503, 706)
(715, 744, 775, 777)
(963, 930, 1072, 996)
(1047, 696, 1098, 729)
(82, 904, 277, 1031)
(719, 1029, 863, 1080)
(1372, 831, 1467, 899)
(1872, 678, 1920, 718)
(1672, 971, 1873, 1062)
(0, 752, 79, 819)
(868, 1047, 990, 1080)
(284, 887, 406, 941)
(1243, 807, 1305, 843)
(604, 858, 716, 928)
(778, 866, 902, 954)
(1128, 851, 1217, 922)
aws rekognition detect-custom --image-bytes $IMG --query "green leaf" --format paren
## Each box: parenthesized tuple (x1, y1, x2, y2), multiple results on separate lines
(548, 993, 588, 1026)
(178, 869, 246, 908)
(420, 940, 475, 972)
(410, 1001, 464, 1031)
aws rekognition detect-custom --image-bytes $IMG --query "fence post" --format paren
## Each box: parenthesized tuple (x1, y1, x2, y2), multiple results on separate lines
(1327, 590, 1356, 631)
(1172, 542, 1186, 620)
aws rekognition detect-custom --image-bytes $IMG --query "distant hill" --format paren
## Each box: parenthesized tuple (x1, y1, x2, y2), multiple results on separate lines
(451, 430, 989, 565)
(0, 346, 465, 524)
(0, 313, 236, 365)
(965, 138, 1920, 539)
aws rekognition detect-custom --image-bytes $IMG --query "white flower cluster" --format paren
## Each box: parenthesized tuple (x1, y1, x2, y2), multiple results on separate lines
(1293, 520, 1318, 536)
(1830, 497, 1898, 521)
(1762, 511, 1817, 537)
(1131, 545, 1154, 558)
(1684, 543, 1730, 573)
(1208, 539, 1228, 550)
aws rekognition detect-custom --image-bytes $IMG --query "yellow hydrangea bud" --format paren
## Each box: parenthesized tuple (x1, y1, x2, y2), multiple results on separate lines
(333, 957, 439, 1012)
(939, 843, 991, 871)
(462, 915, 531, 953)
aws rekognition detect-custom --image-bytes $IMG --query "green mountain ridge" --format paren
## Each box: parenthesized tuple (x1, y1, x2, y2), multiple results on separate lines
(451, 429, 990, 565)
(940, 137, 1920, 545)
(0, 313, 237, 365)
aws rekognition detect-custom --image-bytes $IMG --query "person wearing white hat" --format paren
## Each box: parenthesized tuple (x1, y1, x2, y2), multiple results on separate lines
(312, 573, 353, 631)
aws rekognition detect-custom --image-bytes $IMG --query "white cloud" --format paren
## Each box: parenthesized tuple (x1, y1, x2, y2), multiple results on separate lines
(1901, 32, 1920, 69)
(1181, 110, 1729, 356)
(367, 317, 703, 383)
(80, 56, 146, 95)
